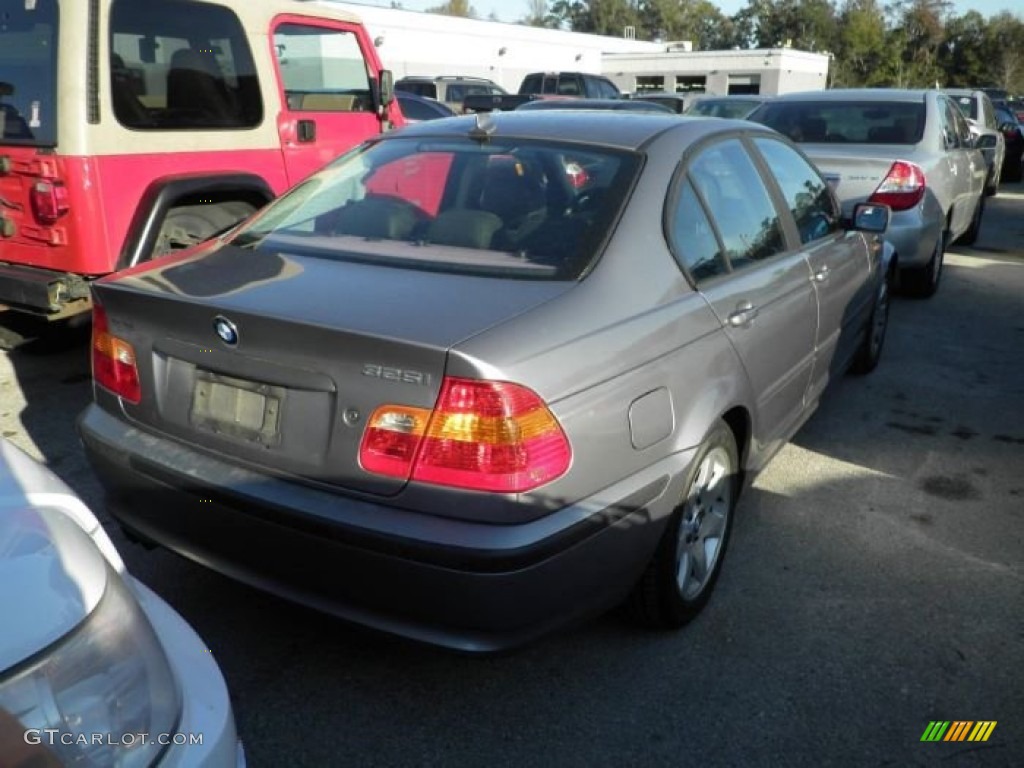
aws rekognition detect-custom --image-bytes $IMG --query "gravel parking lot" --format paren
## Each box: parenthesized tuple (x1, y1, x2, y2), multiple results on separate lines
(2, 187, 1022, 767)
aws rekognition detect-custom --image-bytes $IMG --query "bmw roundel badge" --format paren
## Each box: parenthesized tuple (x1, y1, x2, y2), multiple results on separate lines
(213, 316, 239, 346)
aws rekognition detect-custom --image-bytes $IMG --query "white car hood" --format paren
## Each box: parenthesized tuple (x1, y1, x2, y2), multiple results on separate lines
(0, 444, 108, 673)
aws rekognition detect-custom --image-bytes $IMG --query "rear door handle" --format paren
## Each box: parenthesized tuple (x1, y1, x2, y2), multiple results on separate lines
(812, 265, 830, 283)
(728, 300, 759, 328)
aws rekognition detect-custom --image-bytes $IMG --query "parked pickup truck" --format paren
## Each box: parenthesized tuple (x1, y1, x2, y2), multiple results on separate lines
(463, 71, 623, 113)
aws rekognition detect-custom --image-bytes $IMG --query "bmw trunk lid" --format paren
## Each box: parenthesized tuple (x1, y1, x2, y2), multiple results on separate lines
(91, 243, 571, 496)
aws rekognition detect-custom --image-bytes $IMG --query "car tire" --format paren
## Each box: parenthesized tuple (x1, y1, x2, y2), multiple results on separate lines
(850, 267, 891, 375)
(153, 202, 256, 257)
(628, 420, 738, 629)
(902, 229, 946, 299)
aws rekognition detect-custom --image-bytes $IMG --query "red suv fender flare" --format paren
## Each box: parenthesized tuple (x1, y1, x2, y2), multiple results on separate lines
(117, 173, 274, 269)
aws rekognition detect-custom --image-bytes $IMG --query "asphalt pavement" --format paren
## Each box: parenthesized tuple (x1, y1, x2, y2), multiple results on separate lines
(1, 185, 1021, 767)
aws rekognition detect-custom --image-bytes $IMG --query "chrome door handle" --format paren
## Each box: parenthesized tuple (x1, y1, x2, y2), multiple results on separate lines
(812, 265, 830, 282)
(728, 300, 759, 328)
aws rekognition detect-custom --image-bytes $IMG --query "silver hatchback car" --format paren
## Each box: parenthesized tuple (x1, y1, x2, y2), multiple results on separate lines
(750, 89, 986, 298)
(79, 113, 890, 652)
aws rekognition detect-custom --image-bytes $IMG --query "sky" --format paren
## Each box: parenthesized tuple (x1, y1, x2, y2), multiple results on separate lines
(360, 0, 1021, 25)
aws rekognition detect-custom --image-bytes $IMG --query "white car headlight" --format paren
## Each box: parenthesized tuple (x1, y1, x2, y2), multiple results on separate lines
(0, 564, 181, 767)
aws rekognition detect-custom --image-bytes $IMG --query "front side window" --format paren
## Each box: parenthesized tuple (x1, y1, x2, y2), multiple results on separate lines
(753, 138, 840, 245)
(688, 139, 785, 271)
(0, 0, 58, 145)
(230, 137, 641, 281)
(109, 0, 261, 129)
(275, 23, 373, 113)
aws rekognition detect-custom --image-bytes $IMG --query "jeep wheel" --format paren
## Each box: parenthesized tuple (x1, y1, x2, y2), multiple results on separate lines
(153, 202, 256, 257)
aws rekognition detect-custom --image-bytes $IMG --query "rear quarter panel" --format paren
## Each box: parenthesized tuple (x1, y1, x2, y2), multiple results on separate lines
(451, 132, 757, 515)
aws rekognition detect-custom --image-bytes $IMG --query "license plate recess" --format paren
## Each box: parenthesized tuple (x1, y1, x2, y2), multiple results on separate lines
(190, 371, 284, 445)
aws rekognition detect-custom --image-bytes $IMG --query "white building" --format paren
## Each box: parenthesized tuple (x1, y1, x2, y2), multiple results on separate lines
(603, 47, 831, 96)
(322, 2, 829, 96)
(321, 2, 660, 92)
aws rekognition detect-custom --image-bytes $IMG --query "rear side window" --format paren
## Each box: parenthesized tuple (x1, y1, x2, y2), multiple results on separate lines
(276, 23, 374, 113)
(0, 0, 58, 146)
(753, 101, 925, 144)
(667, 179, 727, 282)
(688, 139, 785, 270)
(110, 0, 262, 129)
(231, 137, 642, 281)
(753, 138, 840, 245)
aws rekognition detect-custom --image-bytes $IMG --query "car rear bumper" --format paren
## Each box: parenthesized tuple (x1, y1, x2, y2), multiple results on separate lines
(79, 404, 684, 653)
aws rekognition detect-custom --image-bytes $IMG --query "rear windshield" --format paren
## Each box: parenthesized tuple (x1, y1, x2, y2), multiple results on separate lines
(751, 100, 926, 145)
(231, 136, 641, 280)
(0, 0, 58, 146)
(687, 99, 761, 119)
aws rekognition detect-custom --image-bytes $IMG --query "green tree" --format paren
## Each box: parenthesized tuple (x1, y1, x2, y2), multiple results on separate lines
(941, 11, 989, 87)
(426, 0, 477, 18)
(742, 0, 839, 51)
(833, 0, 889, 86)
(983, 11, 1024, 92)
(888, 0, 952, 87)
(548, 0, 593, 30)
(522, 0, 560, 27)
(640, 0, 730, 49)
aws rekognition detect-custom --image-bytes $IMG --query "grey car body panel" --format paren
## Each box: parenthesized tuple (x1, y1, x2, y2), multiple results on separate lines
(99, 249, 573, 497)
(752, 89, 985, 268)
(81, 112, 886, 648)
(79, 403, 693, 652)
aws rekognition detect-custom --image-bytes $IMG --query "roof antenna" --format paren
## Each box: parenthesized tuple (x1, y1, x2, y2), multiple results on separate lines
(469, 112, 496, 143)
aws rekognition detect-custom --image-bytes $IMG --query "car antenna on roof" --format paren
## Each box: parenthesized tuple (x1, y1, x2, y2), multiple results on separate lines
(469, 112, 496, 143)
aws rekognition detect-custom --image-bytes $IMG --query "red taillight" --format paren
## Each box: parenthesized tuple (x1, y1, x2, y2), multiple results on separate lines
(868, 161, 925, 211)
(30, 180, 70, 224)
(92, 304, 141, 404)
(359, 377, 572, 493)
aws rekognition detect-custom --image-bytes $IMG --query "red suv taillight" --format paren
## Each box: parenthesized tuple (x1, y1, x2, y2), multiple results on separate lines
(359, 377, 572, 493)
(868, 161, 925, 211)
(30, 180, 70, 224)
(92, 304, 141, 404)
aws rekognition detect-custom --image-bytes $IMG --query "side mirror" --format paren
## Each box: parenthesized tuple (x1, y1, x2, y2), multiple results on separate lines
(851, 203, 889, 233)
(378, 70, 394, 108)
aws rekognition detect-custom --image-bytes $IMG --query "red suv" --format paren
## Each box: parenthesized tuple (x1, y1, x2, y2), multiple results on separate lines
(0, 0, 400, 321)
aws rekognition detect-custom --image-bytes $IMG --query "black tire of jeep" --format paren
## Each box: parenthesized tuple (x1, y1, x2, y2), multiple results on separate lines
(153, 202, 256, 258)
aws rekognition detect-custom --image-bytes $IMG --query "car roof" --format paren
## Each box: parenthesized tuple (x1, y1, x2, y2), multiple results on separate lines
(771, 89, 930, 103)
(397, 75, 499, 83)
(517, 98, 674, 113)
(389, 111, 770, 151)
(692, 95, 768, 101)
